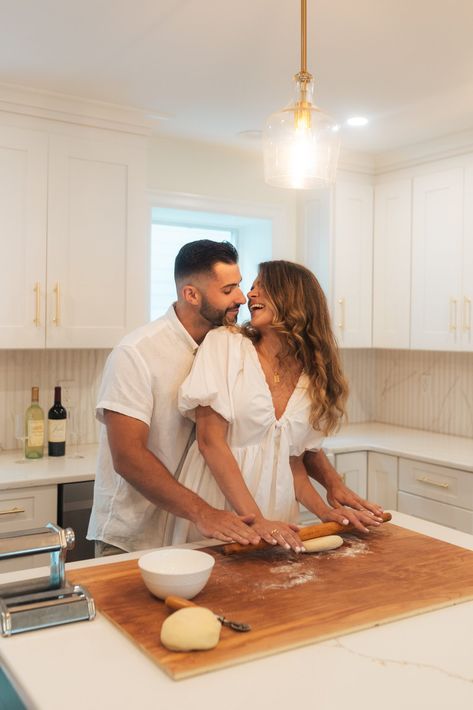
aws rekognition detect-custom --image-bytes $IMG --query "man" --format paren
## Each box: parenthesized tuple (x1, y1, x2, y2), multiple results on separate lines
(88, 240, 381, 556)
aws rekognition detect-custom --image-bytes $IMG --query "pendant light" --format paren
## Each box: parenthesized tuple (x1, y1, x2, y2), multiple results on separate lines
(263, 0, 340, 189)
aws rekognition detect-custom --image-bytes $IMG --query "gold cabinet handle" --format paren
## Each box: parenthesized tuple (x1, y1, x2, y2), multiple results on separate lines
(449, 298, 458, 332)
(0, 506, 25, 516)
(463, 297, 471, 332)
(52, 282, 61, 326)
(416, 475, 449, 489)
(337, 298, 345, 329)
(33, 282, 41, 326)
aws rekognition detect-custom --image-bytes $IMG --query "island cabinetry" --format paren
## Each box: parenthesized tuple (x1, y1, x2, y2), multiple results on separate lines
(0, 484, 58, 572)
(367, 452, 398, 510)
(398, 457, 473, 534)
(0, 120, 147, 349)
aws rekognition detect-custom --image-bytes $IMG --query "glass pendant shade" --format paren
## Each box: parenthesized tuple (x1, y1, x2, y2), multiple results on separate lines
(263, 78, 341, 189)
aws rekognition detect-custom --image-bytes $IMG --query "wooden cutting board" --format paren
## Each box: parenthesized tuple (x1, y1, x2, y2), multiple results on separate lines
(68, 523, 473, 680)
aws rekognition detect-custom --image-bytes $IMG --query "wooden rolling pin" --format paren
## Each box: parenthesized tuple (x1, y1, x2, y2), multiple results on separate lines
(222, 511, 392, 555)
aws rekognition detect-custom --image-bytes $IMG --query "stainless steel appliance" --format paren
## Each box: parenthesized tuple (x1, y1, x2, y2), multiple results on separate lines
(57, 480, 95, 562)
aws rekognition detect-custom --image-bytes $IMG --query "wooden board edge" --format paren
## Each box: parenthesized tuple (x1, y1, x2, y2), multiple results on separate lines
(168, 592, 473, 680)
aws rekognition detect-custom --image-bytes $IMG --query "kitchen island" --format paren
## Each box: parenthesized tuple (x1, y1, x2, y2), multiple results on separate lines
(0, 512, 472, 710)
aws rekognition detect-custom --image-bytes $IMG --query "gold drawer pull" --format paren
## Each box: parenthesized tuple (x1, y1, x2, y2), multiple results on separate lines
(416, 475, 449, 489)
(0, 506, 25, 516)
(33, 282, 41, 326)
(52, 282, 61, 326)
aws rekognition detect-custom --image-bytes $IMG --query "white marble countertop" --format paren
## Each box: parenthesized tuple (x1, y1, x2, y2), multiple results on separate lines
(0, 512, 472, 710)
(0, 444, 97, 490)
(0, 422, 472, 493)
(323, 422, 473, 472)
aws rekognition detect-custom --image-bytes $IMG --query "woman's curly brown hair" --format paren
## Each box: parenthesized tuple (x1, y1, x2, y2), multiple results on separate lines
(242, 260, 348, 435)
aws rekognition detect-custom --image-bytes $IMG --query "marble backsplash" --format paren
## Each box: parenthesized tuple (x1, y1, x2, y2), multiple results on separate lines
(0, 347, 472, 451)
(341, 349, 473, 438)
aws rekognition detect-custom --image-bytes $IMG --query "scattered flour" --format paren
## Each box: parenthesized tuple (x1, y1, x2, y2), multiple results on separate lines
(329, 536, 372, 559)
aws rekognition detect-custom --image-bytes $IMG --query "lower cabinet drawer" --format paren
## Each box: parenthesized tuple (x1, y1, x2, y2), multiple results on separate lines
(0, 485, 58, 573)
(399, 458, 473, 511)
(398, 491, 473, 534)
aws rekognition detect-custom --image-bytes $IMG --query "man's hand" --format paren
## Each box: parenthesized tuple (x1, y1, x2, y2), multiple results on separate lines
(194, 507, 261, 545)
(325, 478, 384, 518)
(317, 504, 383, 534)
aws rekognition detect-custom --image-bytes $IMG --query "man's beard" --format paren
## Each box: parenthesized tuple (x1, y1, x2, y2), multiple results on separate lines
(200, 296, 239, 327)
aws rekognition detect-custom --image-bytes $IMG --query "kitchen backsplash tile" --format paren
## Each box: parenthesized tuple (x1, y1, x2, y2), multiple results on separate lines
(0, 347, 472, 451)
(0, 349, 109, 451)
(373, 349, 473, 438)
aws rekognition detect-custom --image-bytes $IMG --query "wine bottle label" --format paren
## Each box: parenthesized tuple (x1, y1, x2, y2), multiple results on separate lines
(28, 420, 44, 446)
(49, 420, 66, 443)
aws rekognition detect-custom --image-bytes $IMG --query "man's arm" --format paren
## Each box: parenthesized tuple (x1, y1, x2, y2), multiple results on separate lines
(104, 410, 260, 545)
(304, 449, 384, 524)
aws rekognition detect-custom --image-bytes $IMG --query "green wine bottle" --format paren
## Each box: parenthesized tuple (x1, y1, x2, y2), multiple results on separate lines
(25, 386, 45, 459)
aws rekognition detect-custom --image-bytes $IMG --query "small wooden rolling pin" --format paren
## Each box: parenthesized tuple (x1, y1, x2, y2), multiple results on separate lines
(222, 511, 392, 555)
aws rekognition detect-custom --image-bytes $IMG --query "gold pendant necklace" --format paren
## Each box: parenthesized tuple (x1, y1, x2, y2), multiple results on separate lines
(273, 372, 280, 384)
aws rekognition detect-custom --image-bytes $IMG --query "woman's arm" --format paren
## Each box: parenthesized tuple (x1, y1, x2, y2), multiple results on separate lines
(196, 406, 302, 551)
(291, 455, 380, 533)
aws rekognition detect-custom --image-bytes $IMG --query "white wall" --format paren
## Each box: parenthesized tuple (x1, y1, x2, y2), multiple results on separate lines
(148, 135, 299, 261)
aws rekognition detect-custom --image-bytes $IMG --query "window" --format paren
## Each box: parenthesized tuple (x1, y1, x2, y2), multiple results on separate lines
(150, 208, 272, 320)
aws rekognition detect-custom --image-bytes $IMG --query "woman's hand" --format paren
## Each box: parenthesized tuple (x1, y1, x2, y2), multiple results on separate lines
(317, 505, 383, 533)
(252, 516, 303, 552)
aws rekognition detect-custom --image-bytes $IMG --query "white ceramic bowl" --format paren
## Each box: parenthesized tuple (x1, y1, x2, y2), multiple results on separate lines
(138, 548, 215, 600)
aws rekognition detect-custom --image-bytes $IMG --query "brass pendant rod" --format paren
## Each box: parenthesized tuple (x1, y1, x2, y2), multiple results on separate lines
(300, 0, 307, 74)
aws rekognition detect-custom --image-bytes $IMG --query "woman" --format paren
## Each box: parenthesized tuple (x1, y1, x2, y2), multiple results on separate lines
(165, 260, 377, 551)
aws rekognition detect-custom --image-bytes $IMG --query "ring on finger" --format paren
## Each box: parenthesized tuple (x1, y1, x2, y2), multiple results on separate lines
(270, 528, 279, 535)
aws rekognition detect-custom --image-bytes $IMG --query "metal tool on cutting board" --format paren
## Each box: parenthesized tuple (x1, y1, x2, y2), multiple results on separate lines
(165, 595, 251, 632)
(222, 512, 393, 555)
(0, 522, 95, 636)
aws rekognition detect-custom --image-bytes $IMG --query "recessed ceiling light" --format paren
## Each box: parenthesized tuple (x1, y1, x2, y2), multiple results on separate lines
(237, 130, 262, 140)
(346, 116, 369, 127)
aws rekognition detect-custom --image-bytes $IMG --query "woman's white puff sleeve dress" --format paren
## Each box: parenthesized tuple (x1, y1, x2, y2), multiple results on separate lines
(166, 327, 324, 544)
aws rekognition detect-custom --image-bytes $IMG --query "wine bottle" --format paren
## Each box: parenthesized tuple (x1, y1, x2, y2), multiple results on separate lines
(25, 386, 45, 459)
(48, 386, 67, 457)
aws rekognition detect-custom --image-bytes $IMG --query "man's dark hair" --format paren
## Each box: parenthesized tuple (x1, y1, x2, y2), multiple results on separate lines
(174, 240, 239, 282)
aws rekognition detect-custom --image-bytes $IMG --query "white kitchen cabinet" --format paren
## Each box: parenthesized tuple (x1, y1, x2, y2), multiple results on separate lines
(367, 452, 398, 510)
(0, 122, 148, 349)
(372, 179, 412, 348)
(0, 125, 48, 348)
(302, 180, 373, 348)
(398, 457, 473, 533)
(398, 492, 473, 534)
(333, 182, 373, 347)
(335, 451, 367, 498)
(0, 484, 57, 572)
(411, 167, 466, 350)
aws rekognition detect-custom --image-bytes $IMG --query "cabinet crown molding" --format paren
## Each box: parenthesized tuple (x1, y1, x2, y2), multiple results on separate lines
(0, 81, 153, 136)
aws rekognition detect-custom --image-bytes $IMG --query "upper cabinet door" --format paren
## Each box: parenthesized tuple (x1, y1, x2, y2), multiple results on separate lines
(0, 126, 48, 348)
(373, 179, 412, 349)
(333, 182, 373, 348)
(46, 134, 147, 348)
(411, 169, 463, 350)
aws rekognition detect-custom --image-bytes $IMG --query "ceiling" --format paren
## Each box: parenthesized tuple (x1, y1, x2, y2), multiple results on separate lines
(1, 0, 473, 154)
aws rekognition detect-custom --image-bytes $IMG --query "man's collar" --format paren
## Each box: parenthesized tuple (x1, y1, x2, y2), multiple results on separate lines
(165, 304, 199, 353)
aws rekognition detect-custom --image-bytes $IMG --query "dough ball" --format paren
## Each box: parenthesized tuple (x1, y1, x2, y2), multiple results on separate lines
(302, 535, 344, 553)
(160, 607, 221, 652)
